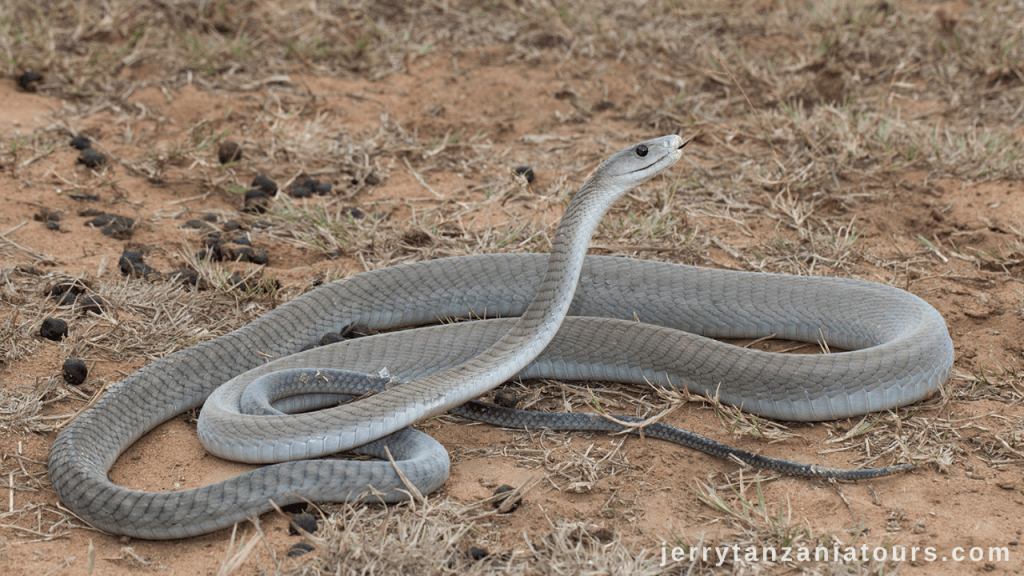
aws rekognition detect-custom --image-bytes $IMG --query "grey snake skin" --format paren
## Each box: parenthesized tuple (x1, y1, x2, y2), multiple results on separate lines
(48, 136, 953, 539)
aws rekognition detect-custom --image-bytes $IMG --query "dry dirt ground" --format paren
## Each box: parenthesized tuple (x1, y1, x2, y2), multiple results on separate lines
(1, 1, 1023, 575)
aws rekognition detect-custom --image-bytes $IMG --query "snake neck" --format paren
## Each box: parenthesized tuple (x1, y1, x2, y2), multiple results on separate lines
(503, 178, 612, 349)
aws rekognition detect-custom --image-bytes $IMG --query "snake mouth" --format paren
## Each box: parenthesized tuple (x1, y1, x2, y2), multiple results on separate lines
(678, 139, 690, 150)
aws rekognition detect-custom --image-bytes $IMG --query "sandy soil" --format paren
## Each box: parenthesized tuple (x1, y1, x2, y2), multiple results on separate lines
(1, 1, 1022, 575)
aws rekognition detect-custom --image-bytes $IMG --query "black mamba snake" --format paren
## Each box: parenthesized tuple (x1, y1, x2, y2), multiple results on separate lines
(48, 135, 953, 539)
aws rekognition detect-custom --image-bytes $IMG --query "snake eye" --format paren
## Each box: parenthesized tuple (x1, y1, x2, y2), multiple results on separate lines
(635, 145, 648, 157)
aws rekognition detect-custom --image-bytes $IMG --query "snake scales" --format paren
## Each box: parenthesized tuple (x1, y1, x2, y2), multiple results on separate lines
(48, 135, 953, 539)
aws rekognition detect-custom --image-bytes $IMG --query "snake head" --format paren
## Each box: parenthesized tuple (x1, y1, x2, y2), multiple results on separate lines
(602, 134, 687, 180)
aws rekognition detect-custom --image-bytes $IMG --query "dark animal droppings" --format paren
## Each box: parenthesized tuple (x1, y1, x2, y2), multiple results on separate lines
(119, 250, 155, 277)
(514, 166, 535, 183)
(49, 282, 86, 300)
(40, 318, 68, 341)
(85, 214, 134, 239)
(289, 513, 318, 536)
(78, 148, 106, 168)
(34, 210, 60, 222)
(243, 189, 269, 213)
(62, 359, 88, 385)
(77, 295, 105, 315)
(469, 546, 489, 561)
(493, 390, 523, 408)
(217, 141, 242, 164)
(287, 543, 314, 557)
(492, 484, 521, 512)
(319, 332, 344, 346)
(226, 274, 254, 292)
(251, 175, 278, 194)
(287, 185, 313, 199)
(56, 292, 78, 306)
(168, 269, 201, 288)
(250, 248, 268, 265)
(69, 135, 91, 150)
(17, 71, 42, 91)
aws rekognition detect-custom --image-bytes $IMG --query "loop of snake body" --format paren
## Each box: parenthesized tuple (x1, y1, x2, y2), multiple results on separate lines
(48, 135, 953, 539)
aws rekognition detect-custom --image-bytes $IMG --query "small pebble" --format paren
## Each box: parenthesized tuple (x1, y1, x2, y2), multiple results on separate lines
(78, 148, 106, 168)
(493, 484, 521, 512)
(217, 141, 242, 164)
(468, 546, 489, 561)
(289, 513, 318, 536)
(62, 359, 88, 385)
(17, 71, 42, 92)
(40, 318, 68, 341)
(69, 135, 91, 150)
(287, 542, 314, 557)
(251, 175, 277, 194)
(514, 166, 535, 184)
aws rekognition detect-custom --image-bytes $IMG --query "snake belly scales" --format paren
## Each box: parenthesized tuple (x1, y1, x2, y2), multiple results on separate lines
(48, 135, 953, 539)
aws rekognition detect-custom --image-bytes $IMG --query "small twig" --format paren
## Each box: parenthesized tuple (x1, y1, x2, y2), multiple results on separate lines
(384, 445, 424, 505)
(402, 157, 443, 199)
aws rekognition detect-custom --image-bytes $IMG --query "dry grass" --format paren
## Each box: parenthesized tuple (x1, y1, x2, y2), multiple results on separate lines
(2, 0, 1023, 574)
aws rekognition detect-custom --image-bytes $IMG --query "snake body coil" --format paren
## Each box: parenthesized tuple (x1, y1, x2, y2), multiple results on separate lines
(48, 136, 952, 539)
